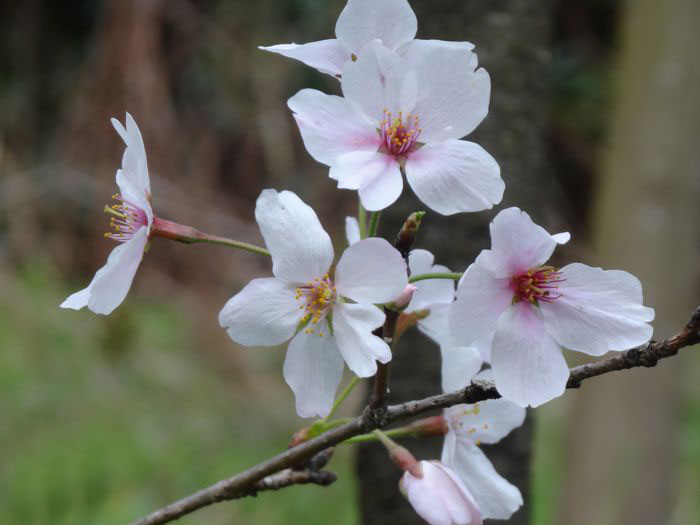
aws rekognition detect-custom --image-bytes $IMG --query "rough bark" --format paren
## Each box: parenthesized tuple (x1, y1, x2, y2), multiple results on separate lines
(356, 2, 556, 524)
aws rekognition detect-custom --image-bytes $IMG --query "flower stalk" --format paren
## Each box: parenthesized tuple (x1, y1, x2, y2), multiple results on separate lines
(151, 217, 270, 256)
(343, 415, 448, 444)
(358, 200, 367, 240)
(408, 271, 463, 283)
(367, 211, 381, 237)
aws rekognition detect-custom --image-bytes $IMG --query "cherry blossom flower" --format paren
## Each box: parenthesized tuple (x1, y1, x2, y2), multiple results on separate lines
(449, 207, 655, 407)
(401, 460, 483, 525)
(441, 368, 525, 520)
(61, 113, 153, 315)
(219, 190, 407, 418)
(289, 42, 502, 214)
(260, 0, 473, 78)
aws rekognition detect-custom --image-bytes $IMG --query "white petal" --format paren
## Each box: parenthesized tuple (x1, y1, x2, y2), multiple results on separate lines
(403, 461, 482, 525)
(409, 47, 491, 143)
(441, 345, 483, 393)
(449, 263, 512, 345)
(479, 207, 568, 278)
(551, 232, 571, 244)
(259, 40, 350, 77)
(432, 462, 483, 525)
(114, 168, 152, 227)
(406, 249, 455, 311)
(335, 0, 417, 53)
(417, 303, 451, 344)
(330, 151, 403, 211)
(442, 440, 522, 520)
(218, 278, 301, 347)
(345, 216, 361, 245)
(283, 330, 345, 418)
(405, 140, 503, 215)
(112, 114, 153, 225)
(64, 227, 148, 315)
(418, 303, 483, 391)
(335, 238, 407, 303)
(288, 89, 379, 166)
(255, 189, 334, 283)
(60, 288, 91, 310)
(357, 157, 404, 211)
(124, 113, 151, 193)
(398, 39, 476, 64)
(541, 263, 655, 355)
(445, 398, 525, 445)
(402, 468, 452, 525)
(341, 41, 417, 122)
(407, 247, 437, 274)
(491, 302, 568, 407)
(332, 302, 389, 377)
(472, 332, 495, 363)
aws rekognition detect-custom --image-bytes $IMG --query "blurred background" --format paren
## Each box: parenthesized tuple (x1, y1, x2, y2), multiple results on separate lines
(1, 0, 698, 523)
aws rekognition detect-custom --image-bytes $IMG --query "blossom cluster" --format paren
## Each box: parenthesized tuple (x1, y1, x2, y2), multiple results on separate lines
(61, 0, 655, 523)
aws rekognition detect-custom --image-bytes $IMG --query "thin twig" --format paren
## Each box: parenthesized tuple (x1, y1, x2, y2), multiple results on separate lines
(242, 468, 337, 497)
(131, 306, 700, 525)
(368, 309, 399, 417)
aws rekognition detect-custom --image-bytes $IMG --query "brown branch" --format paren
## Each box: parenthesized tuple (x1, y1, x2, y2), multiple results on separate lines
(131, 306, 699, 525)
(567, 305, 700, 387)
(369, 309, 400, 415)
(247, 468, 337, 496)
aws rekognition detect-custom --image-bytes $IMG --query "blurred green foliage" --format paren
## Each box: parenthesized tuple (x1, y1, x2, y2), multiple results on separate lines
(0, 260, 358, 524)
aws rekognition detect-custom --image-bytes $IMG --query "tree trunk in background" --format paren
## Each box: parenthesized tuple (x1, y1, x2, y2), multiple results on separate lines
(561, 0, 700, 524)
(356, 2, 556, 523)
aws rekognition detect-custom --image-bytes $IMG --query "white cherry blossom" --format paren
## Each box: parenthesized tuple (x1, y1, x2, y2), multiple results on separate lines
(449, 207, 655, 407)
(441, 369, 525, 520)
(61, 113, 153, 315)
(219, 190, 407, 418)
(260, 0, 474, 78)
(401, 460, 483, 525)
(289, 42, 501, 214)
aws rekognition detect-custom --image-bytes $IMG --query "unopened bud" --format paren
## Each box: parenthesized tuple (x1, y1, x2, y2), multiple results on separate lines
(395, 211, 425, 258)
(390, 445, 422, 477)
(373, 429, 422, 477)
(394, 284, 418, 309)
(406, 415, 448, 437)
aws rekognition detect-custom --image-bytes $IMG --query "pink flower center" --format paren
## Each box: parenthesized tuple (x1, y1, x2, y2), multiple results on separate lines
(104, 193, 148, 243)
(511, 265, 564, 304)
(295, 274, 336, 336)
(380, 109, 422, 156)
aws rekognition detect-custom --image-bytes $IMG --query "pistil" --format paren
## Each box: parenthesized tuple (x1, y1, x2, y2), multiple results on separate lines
(295, 274, 337, 336)
(512, 266, 564, 304)
(380, 109, 422, 157)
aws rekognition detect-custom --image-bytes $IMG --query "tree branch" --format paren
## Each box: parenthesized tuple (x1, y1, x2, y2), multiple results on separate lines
(131, 305, 699, 525)
(247, 468, 337, 495)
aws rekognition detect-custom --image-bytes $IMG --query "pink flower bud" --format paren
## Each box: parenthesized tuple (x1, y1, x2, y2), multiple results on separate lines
(394, 284, 418, 308)
(400, 460, 482, 525)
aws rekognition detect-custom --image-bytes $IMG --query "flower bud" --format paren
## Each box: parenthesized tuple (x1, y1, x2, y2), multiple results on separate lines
(400, 460, 482, 525)
(394, 284, 418, 308)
